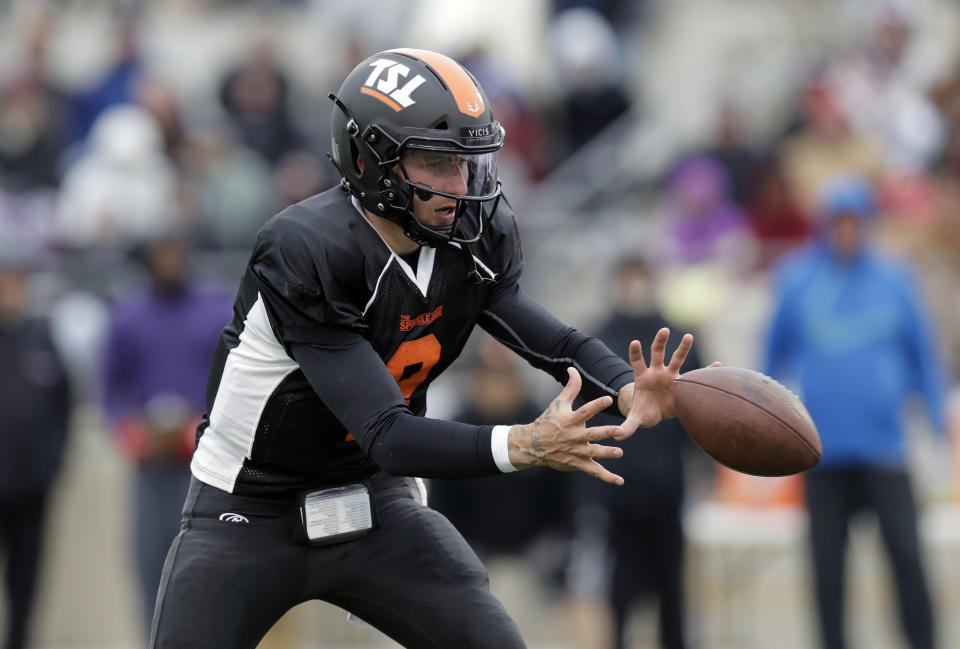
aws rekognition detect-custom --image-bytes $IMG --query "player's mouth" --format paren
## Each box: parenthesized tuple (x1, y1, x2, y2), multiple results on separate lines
(434, 204, 457, 224)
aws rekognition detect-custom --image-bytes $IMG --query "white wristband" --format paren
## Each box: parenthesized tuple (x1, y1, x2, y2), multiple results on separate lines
(491, 425, 517, 473)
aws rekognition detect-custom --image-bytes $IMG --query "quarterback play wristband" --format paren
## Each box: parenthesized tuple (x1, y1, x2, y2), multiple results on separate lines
(491, 425, 517, 473)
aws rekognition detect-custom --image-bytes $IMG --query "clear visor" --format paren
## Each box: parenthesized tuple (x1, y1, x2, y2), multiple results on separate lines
(399, 147, 499, 201)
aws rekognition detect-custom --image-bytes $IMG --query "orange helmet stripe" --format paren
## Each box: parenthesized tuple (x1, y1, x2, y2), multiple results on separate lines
(361, 86, 403, 112)
(388, 48, 486, 117)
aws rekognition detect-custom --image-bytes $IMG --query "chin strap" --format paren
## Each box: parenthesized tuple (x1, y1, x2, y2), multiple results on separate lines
(404, 221, 491, 285)
(461, 243, 496, 286)
(402, 222, 435, 248)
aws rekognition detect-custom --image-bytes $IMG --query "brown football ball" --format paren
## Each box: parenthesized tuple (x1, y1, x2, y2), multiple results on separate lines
(671, 366, 822, 477)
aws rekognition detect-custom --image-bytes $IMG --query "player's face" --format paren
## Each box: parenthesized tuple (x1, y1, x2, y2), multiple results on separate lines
(830, 213, 862, 259)
(402, 150, 469, 229)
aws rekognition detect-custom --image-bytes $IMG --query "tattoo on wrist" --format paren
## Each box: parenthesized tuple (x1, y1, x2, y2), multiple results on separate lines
(509, 419, 543, 469)
(531, 425, 543, 454)
(508, 397, 563, 469)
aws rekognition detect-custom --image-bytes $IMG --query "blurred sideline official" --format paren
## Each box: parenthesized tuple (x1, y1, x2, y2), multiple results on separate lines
(765, 177, 946, 649)
(569, 255, 702, 649)
(0, 259, 72, 649)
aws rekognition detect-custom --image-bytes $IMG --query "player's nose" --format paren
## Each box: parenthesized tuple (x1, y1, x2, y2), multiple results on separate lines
(438, 167, 468, 196)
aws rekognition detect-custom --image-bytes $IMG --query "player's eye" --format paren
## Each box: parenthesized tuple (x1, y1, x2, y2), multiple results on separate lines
(425, 155, 463, 175)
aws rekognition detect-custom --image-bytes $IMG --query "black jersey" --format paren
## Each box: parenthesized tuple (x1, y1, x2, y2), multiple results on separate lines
(191, 187, 633, 495)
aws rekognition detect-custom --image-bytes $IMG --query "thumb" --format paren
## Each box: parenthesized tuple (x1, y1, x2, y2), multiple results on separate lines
(560, 367, 583, 405)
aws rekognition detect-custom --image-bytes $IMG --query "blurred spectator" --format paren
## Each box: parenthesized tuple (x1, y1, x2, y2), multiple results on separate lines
(765, 177, 945, 649)
(829, 6, 945, 175)
(101, 235, 233, 633)
(68, 12, 145, 145)
(547, 8, 633, 163)
(781, 77, 885, 215)
(0, 11, 70, 192)
(930, 56, 960, 178)
(429, 338, 569, 563)
(659, 154, 752, 266)
(136, 76, 188, 169)
(326, 4, 415, 66)
(567, 254, 701, 649)
(0, 258, 72, 649)
(180, 123, 278, 249)
(56, 105, 179, 249)
(0, 191, 61, 261)
(703, 101, 762, 207)
(828, 7, 944, 228)
(745, 154, 812, 269)
(653, 155, 755, 332)
(273, 150, 331, 207)
(218, 39, 302, 164)
(552, 0, 650, 34)
(461, 46, 550, 184)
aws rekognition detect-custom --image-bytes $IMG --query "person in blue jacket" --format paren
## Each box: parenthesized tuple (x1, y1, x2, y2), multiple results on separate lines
(765, 176, 945, 649)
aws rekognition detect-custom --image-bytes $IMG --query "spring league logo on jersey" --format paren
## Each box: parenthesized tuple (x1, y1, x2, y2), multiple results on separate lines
(361, 59, 426, 111)
(400, 305, 443, 331)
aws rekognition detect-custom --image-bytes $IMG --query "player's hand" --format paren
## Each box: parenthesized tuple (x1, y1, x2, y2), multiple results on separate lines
(508, 367, 625, 486)
(615, 328, 693, 440)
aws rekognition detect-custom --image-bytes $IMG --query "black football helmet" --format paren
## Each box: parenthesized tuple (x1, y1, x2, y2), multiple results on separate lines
(328, 48, 505, 248)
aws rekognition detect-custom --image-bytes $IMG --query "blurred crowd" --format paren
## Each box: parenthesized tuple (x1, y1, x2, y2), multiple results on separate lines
(0, 8, 327, 259)
(3, 0, 960, 648)
(648, 4, 960, 380)
(0, 1, 645, 265)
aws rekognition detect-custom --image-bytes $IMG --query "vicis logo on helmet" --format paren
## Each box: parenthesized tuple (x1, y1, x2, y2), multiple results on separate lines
(361, 59, 426, 111)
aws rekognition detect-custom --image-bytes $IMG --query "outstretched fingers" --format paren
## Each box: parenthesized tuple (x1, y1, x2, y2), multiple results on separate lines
(572, 394, 613, 423)
(667, 333, 694, 372)
(579, 424, 625, 484)
(580, 460, 624, 486)
(585, 424, 623, 442)
(649, 327, 670, 368)
(587, 442, 623, 460)
(628, 340, 646, 375)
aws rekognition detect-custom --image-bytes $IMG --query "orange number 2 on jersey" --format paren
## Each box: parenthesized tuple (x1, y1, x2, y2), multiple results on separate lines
(385, 334, 442, 403)
(346, 334, 443, 442)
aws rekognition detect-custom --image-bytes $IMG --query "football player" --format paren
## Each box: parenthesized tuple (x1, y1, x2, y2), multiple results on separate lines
(150, 48, 695, 649)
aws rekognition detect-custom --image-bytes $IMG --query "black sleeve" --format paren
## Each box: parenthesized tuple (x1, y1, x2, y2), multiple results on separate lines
(287, 329, 501, 479)
(484, 200, 524, 305)
(479, 284, 633, 416)
(250, 212, 367, 345)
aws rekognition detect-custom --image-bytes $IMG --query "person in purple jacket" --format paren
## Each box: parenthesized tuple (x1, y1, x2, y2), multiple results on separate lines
(102, 234, 234, 635)
(765, 176, 945, 649)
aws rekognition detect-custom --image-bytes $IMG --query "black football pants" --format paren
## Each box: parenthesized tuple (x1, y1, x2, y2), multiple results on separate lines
(150, 473, 525, 649)
(0, 491, 48, 649)
(806, 467, 934, 649)
(608, 506, 688, 649)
